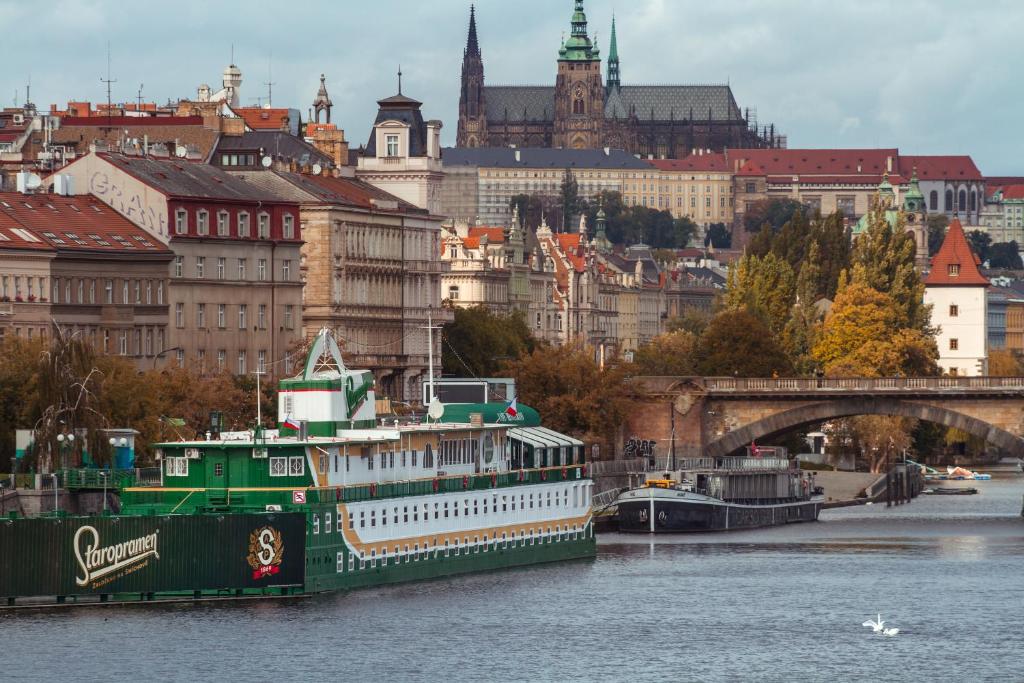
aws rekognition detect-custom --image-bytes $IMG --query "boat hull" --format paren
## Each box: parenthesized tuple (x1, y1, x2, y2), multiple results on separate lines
(615, 489, 821, 533)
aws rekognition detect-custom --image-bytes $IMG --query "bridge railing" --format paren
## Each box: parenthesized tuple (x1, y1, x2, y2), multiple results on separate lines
(704, 376, 1024, 392)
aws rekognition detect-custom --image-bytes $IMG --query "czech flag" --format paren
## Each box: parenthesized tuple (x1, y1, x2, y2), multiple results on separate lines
(283, 415, 301, 430)
(504, 396, 519, 418)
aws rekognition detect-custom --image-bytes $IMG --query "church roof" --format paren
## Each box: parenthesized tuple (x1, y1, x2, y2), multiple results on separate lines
(483, 84, 744, 123)
(897, 155, 982, 181)
(365, 92, 428, 157)
(925, 219, 989, 287)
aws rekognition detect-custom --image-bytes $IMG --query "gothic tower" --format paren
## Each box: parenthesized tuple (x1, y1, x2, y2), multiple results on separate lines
(606, 13, 620, 91)
(903, 167, 930, 269)
(457, 5, 487, 147)
(312, 74, 333, 124)
(553, 0, 604, 149)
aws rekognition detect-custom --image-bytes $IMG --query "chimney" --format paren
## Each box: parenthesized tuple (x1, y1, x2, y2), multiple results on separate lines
(886, 156, 893, 173)
(514, 149, 521, 162)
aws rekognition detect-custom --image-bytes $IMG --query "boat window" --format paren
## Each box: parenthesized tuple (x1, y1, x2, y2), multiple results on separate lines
(434, 503, 439, 520)
(288, 456, 305, 477)
(412, 449, 418, 467)
(474, 499, 479, 516)
(336, 552, 343, 573)
(360, 511, 365, 528)
(394, 507, 399, 524)
(414, 506, 419, 522)
(269, 457, 286, 477)
(482, 534, 488, 551)
(313, 514, 320, 535)
(423, 504, 429, 522)
(325, 512, 332, 533)
(348, 554, 354, 571)
(445, 541, 450, 557)
(370, 510, 376, 527)
(502, 496, 508, 512)
(444, 502, 449, 518)
(413, 543, 419, 561)
(348, 512, 354, 530)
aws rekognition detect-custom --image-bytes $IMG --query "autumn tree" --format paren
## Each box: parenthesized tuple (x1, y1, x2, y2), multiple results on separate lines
(632, 331, 697, 376)
(505, 343, 631, 446)
(782, 242, 824, 373)
(559, 169, 581, 232)
(693, 309, 793, 377)
(988, 349, 1023, 376)
(442, 305, 536, 378)
(0, 337, 45, 463)
(811, 212, 851, 300)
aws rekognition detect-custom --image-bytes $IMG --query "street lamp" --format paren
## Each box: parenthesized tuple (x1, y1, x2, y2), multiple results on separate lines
(56, 432, 75, 471)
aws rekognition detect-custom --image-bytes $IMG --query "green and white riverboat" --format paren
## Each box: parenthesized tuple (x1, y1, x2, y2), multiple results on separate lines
(0, 330, 595, 607)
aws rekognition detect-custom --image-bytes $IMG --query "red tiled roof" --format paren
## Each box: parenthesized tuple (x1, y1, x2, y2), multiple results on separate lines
(0, 193, 171, 255)
(58, 116, 204, 126)
(556, 233, 580, 251)
(649, 153, 729, 172)
(730, 148, 898, 177)
(284, 172, 422, 213)
(765, 173, 907, 185)
(999, 185, 1024, 200)
(235, 108, 291, 131)
(0, 202, 55, 251)
(462, 236, 481, 249)
(897, 155, 982, 181)
(467, 226, 505, 243)
(925, 219, 989, 286)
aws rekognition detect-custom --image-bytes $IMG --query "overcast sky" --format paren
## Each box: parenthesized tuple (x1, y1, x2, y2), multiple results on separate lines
(2, 0, 1020, 174)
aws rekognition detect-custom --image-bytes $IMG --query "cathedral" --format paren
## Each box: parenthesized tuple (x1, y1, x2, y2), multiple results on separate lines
(457, 1, 780, 156)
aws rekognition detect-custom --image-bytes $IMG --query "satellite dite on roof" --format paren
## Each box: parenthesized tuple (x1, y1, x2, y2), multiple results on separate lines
(311, 163, 322, 175)
(261, 155, 273, 168)
(175, 145, 188, 158)
(15, 172, 42, 194)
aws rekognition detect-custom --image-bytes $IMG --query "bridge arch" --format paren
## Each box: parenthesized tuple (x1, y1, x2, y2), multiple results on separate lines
(706, 397, 1024, 459)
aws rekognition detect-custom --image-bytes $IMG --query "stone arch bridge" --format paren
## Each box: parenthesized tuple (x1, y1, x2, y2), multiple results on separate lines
(624, 376, 1024, 460)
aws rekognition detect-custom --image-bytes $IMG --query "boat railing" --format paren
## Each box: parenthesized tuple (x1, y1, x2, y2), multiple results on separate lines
(651, 456, 795, 472)
(58, 467, 162, 490)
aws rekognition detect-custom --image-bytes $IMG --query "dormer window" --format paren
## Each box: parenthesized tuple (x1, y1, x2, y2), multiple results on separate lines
(385, 134, 399, 157)
(948, 263, 960, 277)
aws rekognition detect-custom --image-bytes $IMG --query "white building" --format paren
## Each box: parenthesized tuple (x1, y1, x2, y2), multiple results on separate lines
(924, 219, 990, 376)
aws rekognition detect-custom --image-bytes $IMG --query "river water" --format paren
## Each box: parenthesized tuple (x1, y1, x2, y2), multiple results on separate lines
(4, 470, 1023, 682)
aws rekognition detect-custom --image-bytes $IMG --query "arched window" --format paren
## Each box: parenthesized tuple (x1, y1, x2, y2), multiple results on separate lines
(970, 190, 977, 212)
(573, 98, 585, 115)
(929, 190, 938, 211)
(945, 189, 953, 211)
(958, 189, 967, 212)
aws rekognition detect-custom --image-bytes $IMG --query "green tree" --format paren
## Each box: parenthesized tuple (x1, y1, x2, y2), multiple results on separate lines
(926, 214, 948, 256)
(782, 242, 824, 373)
(724, 251, 797, 335)
(441, 306, 536, 378)
(0, 337, 45, 464)
(559, 168, 581, 233)
(988, 241, 1023, 269)
(693, 309, 793, 376)
(810, 212, 851, 300)
(632, 331, 697, 375)
(705, 223, 731, 248)
(966, 229, 991, 263)
(666, 308, 713, 336)
(743, 197, 805, 234)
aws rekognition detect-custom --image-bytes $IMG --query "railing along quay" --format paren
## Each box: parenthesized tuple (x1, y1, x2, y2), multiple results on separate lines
(703, 376, 1024, 394)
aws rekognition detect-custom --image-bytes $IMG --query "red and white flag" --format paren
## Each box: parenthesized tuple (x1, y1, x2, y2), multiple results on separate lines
(504, 396, 519, 418)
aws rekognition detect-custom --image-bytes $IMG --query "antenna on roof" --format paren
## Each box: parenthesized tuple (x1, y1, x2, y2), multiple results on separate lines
(230, 43, 235, 65)
(397, 65, 402, 95)
(100, 41, 117, 132)
(137, 83, 144, 111)
(264, 51, 275, 107)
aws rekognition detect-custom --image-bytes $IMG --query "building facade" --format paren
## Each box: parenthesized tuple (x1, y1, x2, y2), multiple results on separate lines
(229, 168, 448, 403)
(0, 192, 172, 366)
(456, 2, 779, 155)
(57, 152, 303, 374)
(924, 219, 989, 376)
(645, 154, 734, 238)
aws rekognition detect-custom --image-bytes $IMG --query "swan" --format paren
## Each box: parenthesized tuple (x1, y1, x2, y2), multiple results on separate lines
(883, 627, 899, 636)
(862, 614, 885, 632)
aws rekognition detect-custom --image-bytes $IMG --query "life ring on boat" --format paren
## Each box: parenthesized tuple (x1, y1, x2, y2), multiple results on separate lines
(462, 475, 469, 490)
(432, 478, 439, 492)
(491, 472, 498, 487)
(541, 470, 547, 481)
(561, 467, 568, 480)
(369, 483, 377, 497)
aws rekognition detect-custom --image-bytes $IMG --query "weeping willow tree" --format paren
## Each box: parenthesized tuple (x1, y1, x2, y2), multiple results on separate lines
(33, 327, 111, 471)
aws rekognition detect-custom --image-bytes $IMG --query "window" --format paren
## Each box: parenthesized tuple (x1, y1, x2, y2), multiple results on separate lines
(218, 304, 226, 328)
(284, 305, 294, 329)
(745, 182, 756, 193)
(217, 257, 226, 279)
(945, 189, 953, 211)
(122, 280, 129, 303)
(258, 350, 266, 373)
(258, 259, 267, 281)
(258, 304, 266, 329)
(197, 210, 209, 236)
(930, 190, 938, 211)
(385, 134, 399, 157)
(283, 214, 295, 239)
(313, 514, 320, 534)
(174, 256, 183, 278)
(269, 457, 287, 476)
(949, 304, 959, 317)
(282, 260, 291, 280)
(165, 457, 189, 476)
(238, 304, 247, 329)
(175, 209, 188, 234)
(336, 551, 343, 573)
(217, 349, 226, 369)
(196, 303, 206, 328)
(217, 211, 229, 236)
(448, 285, 459, 301)
(238, 350, 247, 374)
(237, 212, 250, 237)
(958, 190, 967, 212)
(948, 264, 960, 277)
(145, 281, 152, 304)
(237, 259, 246, 280)
(175, 303, 184, 328)
(258, 213, 270, 239)
(949, 338, 959, 350)
(195, 256, 205, 279)
(119, 331, 128, 355)
(156, 281, 164, 304)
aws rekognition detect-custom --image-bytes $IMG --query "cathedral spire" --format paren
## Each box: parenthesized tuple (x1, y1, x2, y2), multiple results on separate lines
(607, 13, 620, 89)
(561, 0, 596, 61)
(466, 4, 480, 57)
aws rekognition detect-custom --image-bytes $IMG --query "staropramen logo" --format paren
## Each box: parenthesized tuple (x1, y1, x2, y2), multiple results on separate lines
(246, 526, 284, 579)
(73, 525, 160, 587)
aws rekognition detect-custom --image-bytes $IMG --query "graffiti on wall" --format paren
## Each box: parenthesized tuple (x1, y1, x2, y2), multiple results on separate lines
(89, 171, 168, 238)
(624, 436, 656, 459)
